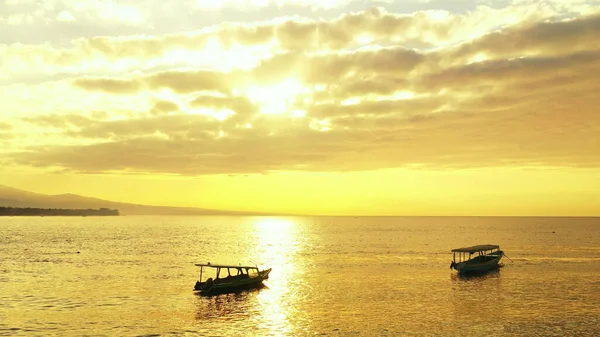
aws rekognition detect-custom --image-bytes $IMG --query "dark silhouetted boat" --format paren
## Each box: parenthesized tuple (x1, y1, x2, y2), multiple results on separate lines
(194, 263, 271, 296)
(450, 245, 504, 274)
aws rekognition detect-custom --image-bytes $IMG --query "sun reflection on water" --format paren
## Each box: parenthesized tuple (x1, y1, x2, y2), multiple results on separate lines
(252, 217, 303, 335)
(196, 217, 302, 336)
(191, 217, 307, 335)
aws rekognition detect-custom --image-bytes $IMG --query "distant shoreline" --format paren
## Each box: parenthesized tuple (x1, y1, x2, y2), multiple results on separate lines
(0, 207, 119, 216)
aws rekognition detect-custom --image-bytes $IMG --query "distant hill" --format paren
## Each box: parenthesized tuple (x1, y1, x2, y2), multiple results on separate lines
(0, 185, 263, 216)
(0, 206, 119, 216)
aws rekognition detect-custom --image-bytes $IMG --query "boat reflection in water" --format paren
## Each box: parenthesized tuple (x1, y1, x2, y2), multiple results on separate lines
(451, 266, 502, 282)
(194, 285, 268, 321)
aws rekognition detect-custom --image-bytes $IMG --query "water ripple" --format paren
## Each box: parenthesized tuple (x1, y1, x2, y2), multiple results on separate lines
(0, 216, 599, 336)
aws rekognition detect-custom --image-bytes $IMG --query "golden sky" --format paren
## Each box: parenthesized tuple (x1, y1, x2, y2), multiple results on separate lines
(1, 0, 599, 215)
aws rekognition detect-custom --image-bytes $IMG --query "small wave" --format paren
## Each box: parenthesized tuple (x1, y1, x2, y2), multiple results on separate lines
(516, 257, 600, 264)
(96, 303, 119, 307)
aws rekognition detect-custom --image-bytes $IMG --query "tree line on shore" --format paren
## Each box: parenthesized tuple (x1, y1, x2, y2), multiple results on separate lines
(0, 207, 120, 216)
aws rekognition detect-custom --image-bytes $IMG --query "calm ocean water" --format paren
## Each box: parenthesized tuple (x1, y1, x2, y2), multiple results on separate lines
(0, 216, 599, 336)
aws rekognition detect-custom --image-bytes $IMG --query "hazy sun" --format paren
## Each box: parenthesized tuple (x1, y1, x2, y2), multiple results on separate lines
(244, 79, 303, 115)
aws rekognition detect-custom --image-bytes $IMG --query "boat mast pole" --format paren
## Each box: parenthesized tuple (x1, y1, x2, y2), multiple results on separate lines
(199, 266, 203, 282)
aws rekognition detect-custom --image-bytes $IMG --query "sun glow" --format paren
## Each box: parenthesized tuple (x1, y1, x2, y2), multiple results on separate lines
(255, 218, 296, 242)
(341, 97, 360, 106)
(245, 79, 303, 115)
(355, 34, 374, 44)
(467, 52, 489, 64)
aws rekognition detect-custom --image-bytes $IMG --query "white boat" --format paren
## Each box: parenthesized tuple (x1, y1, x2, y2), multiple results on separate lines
(450, 245, 504, 274)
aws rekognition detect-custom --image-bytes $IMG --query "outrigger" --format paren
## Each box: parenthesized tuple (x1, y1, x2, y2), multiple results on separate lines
(194, 263, 272, 296)
(450, 245, 504, 274)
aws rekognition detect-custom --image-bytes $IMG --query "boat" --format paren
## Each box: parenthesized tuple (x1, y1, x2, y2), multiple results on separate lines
(450, 244, 504, 274)
(193, 263, 272, 296)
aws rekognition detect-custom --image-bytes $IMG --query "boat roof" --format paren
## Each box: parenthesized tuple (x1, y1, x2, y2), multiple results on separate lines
(452, 245, 500, 253)
(194, 263, 259, 269)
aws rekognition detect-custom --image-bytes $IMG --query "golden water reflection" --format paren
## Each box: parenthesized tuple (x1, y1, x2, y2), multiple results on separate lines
(3, 217, 599, 335)
(193, 217, 305, 335)
(253, 217, 303, 336)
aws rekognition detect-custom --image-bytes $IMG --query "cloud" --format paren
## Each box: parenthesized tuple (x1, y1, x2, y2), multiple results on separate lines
(0, 122, 14, 142)
(63, 114, 222, 141)
(189, 94, 258, 117)
(0, 122, 13, 131)
(56, 10, 75, 22)
(11, 51, 600, 174)
(251, 45, 424, 85)
(2, 0, 143, 25)
(65, 11, 600, 106)
(73, 77, 143, 94)
(416, 50, 600, 94)
(4, 3, 600, 174)
(443, 12, 600, 66)
(4, 4, 598, 82)
(190, 0, 355, 11)
(307, 96, 444, 119)
(72, 69, 247, 95)
(11, 98, 600, 174)
(151, 100, 180, 114)
(22, 114, 94, 129)
(70, 45, 423, 98)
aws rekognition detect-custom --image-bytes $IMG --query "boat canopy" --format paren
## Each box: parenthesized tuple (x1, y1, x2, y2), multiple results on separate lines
(451, 245, 499, 253)
(195, 263, 259, 270)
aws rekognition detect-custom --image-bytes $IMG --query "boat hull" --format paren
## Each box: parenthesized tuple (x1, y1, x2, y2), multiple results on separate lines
(195, 268, 271, 296)
(453, 251, 503, 274)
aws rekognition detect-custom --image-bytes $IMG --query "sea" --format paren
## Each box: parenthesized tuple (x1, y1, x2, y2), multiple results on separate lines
(0, 216, 599, 336)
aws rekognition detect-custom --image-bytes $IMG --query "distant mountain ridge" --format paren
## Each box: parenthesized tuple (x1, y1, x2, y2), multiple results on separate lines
(0, 185, 262, 216)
